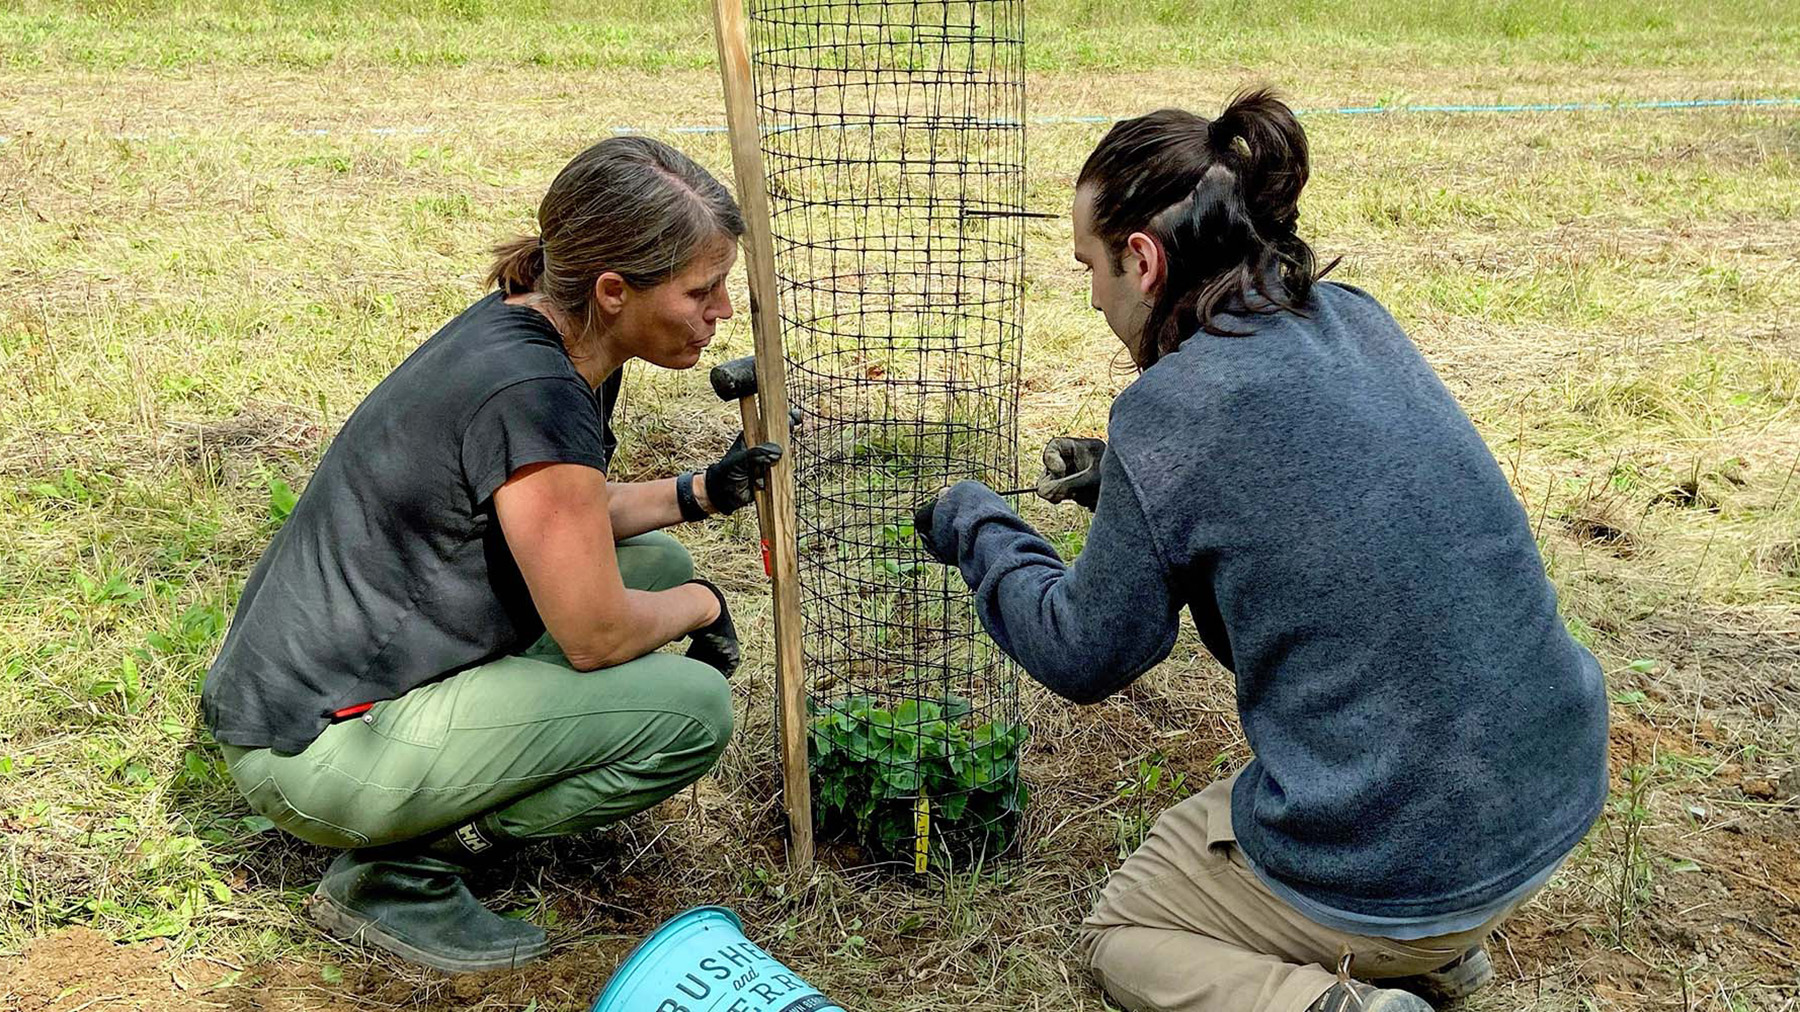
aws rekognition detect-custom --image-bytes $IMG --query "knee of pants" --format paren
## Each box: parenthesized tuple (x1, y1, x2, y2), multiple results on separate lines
(664, 658, 735, 770)
(1077, 922, 1115, 975)
(618, 531, 694, 590)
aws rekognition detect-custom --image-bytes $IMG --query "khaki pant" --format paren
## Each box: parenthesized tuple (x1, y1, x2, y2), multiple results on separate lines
(1079, 770, 1535, 1012)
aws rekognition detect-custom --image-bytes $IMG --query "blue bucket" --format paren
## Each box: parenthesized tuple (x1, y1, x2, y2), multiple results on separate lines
(591, 906, 847, 1012)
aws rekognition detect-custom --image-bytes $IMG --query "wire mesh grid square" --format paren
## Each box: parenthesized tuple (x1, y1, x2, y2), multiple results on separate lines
(747, 0, 1029, 863)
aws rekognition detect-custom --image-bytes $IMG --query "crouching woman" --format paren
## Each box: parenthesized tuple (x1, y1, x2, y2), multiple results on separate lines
(203, 137, 778, 973)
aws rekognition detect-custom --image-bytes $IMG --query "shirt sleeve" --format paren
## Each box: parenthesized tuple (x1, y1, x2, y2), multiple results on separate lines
(927, 451, 1184, 704)
(460, 377, 610, 505)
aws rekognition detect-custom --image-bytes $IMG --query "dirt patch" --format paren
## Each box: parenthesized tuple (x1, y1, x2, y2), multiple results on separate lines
(2, 912, 647, 1012)
(3, 928, 237, 1012)
(219, 941, 638, 1012)
(174, 402, 328, 480)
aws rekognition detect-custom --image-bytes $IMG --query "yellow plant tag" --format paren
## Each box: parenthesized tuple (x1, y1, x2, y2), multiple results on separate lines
(913, 792, 930, 874)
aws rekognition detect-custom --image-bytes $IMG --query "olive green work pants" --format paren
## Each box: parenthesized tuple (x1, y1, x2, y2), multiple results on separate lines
(221, 532, 733, 850)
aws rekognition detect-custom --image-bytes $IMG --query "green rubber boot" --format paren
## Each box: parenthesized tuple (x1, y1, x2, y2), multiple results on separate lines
(307, 833, 547, 974)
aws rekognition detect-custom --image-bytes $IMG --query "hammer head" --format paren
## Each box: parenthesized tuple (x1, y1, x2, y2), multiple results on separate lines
(710, 355, 759, 402)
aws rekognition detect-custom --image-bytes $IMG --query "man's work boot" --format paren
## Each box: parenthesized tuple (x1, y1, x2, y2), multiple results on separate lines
(1380, 947, 1495, 1005)
(1309, 979, 1435, 1012)
(307, 831, 546, 974)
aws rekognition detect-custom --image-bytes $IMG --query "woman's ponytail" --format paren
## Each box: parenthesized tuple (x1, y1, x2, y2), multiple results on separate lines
(486, 233, 546, 297)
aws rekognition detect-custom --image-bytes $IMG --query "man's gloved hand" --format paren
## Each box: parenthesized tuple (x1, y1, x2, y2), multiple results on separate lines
(913, 493, 954, 564)
(684, 578, 740, 677)
(1035, 436, 1106, 510)
(701, 407, 801, 516)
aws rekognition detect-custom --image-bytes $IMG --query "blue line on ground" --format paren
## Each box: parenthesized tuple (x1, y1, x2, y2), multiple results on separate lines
(599, 96, 1800, 136)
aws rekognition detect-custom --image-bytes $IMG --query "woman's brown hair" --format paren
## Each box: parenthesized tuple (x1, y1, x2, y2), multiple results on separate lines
(487, 136, 745, 334)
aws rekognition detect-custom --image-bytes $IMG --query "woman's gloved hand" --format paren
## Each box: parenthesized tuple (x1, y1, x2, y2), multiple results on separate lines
(684, 578, 740, 677)
(703, 436, 782, 515)
(700, 407, 801, 516)
(1035, 436, 1106, 510)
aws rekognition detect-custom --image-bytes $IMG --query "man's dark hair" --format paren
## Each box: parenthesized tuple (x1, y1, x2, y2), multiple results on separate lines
(1078, 89, 1334, 368)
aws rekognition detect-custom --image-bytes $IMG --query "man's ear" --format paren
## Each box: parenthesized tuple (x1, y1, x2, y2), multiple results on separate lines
(1125, 231, 1164, 296)
(593, 272, 628, 316)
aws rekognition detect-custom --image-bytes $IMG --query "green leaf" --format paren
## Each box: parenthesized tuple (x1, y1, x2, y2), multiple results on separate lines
(269, 478, 299, 524)
(810, 705, 1025, 863)
(938, 693, 972, 721)
(319, 965, 344, 984)
(938, 792, 969, 821)
(120, 655, 142, 701)
(880, 764, 921, 794)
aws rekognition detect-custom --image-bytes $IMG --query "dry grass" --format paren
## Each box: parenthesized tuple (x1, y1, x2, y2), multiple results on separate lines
(4, 4, 1800, 1011)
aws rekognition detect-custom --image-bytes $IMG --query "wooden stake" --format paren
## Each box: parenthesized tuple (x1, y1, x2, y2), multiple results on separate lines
(710, 0, 814, 870)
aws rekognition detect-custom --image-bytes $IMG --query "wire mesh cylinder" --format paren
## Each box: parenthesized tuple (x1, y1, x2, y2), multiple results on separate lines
(747, 0, 1027, 865)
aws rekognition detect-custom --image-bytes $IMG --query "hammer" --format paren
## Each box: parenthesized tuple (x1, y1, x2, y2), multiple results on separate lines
(710, 355, 779, 577)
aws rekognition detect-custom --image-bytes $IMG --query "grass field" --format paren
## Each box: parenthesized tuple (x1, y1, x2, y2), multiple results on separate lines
(4, 1, 1800, 1009)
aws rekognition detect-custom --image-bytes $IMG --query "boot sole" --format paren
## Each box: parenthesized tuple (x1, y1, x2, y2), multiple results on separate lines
(1381, 947, 1495, 1004)
(308, 890, 549, 974)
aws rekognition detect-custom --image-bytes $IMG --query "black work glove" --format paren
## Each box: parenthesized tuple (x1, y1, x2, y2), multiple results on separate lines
(913, 494, 954, 564)
(703, 434, 783, 516)
(1035, 436, 1106, 510)
(684, 578, 740, 678)
(701, 407, 800, 516)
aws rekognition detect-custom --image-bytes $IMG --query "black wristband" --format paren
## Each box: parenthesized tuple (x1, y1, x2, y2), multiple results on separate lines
(675, 471, 707, 522)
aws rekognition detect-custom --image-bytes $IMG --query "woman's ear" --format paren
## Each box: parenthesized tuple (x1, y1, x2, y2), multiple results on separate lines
(592, 272, 628, 316)
(1125, 231, 1164, 297)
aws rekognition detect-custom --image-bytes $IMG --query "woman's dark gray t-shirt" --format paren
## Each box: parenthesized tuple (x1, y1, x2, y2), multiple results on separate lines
(203, 292, 616, 755)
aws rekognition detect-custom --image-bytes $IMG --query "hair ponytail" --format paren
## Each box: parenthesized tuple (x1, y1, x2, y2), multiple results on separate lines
(486, 234, 546, 297)
(1078, 88, 1336, 368)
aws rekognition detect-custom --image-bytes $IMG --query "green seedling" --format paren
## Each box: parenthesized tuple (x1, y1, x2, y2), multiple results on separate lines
(1112, 751, 1187, 860)
(267, 477, 299, 526)
(809, 694, 1026, 865)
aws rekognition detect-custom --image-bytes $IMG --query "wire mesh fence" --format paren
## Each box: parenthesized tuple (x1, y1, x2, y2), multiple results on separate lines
(746, 0, 1029, 868)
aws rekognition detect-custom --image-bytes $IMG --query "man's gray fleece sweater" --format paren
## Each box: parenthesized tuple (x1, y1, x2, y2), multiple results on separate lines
(924, 282, 1608, 918)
